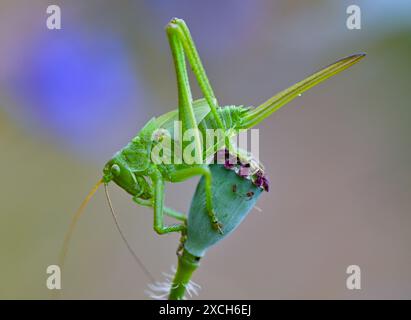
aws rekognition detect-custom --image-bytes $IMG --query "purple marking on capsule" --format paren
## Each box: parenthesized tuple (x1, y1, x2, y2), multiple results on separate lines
(239, 160, 250, 167)
(224, 160, 234, 169)
(254, 175, 263, 188)
(262, 177, 270, 192)
(215, 150, 226, 165)
(255, 169, 264, 177)
(228, 155, 239, 166)
(238, 165, 250, 177)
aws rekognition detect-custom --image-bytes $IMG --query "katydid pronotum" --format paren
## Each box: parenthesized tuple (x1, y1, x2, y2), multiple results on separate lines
(60, 18, 365, 287)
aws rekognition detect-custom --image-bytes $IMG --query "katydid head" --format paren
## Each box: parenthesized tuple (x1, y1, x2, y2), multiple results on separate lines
(103, 136, 152, 197)
(103, 156, 144, 197)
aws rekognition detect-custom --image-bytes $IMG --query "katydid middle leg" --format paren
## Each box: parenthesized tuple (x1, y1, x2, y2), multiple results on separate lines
(133, 196, 187, 222)
(169, 165, 223, 234)
(149, 169, 186, 235)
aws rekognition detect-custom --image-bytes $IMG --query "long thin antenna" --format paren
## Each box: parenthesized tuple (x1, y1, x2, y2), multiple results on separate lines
(59, 178, 103, 270)
(104, 184, 155, 283)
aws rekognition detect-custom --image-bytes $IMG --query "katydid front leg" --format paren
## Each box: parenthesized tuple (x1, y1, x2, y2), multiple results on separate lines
(169, 165, 224, 234)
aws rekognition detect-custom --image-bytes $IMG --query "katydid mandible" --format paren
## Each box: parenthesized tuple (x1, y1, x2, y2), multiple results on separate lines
(61, 18, 365, 269)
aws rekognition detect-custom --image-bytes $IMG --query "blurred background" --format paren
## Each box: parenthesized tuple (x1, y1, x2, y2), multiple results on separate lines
(0, 0, 410, 299)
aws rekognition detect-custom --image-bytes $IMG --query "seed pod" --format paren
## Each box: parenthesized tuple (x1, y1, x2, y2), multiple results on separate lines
(184, 151, 268, 257)
(169, 151, 269, 299)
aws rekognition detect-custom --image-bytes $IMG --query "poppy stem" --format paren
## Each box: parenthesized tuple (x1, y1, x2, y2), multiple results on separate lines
(168, 249, 200, 300)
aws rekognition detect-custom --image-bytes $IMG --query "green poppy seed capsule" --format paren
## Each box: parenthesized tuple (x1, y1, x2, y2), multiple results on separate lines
(168, 151, 268, 299)
(184, 162, 266, 258)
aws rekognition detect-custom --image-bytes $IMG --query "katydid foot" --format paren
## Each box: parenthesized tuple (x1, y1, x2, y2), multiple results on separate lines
(211, 216, 224, 235)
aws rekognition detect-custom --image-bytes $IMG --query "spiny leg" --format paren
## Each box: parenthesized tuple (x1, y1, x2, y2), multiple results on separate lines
(240, 53, 366, 129)
(166, 20, 203, 163)
(133, 196, 187, 222)
(166, 18, 234, 152)
(169, 165, 223, 234)
(134, 196, 187, 254)
(149, 169, 186, 235)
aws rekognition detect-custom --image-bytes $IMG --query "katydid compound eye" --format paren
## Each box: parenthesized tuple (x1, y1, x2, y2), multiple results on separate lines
(110, 164, 121, 176)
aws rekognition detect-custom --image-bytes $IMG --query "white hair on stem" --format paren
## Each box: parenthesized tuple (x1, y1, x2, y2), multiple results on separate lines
(145, 266, 201, 300)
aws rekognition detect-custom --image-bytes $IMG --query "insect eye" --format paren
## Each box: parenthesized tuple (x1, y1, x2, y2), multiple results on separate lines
(110, 164, 121, 176)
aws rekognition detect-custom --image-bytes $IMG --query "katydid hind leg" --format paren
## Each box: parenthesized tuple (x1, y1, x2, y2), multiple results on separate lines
(166, 18, 225, 132)
(166, 21, 203, 164)
(241, 53, 366, 129)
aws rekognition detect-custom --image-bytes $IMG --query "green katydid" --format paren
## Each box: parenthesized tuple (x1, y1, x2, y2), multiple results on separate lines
(60, 18, 365, 291)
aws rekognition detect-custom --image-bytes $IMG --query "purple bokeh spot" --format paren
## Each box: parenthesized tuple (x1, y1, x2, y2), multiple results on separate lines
(7, 26, 145, 156)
